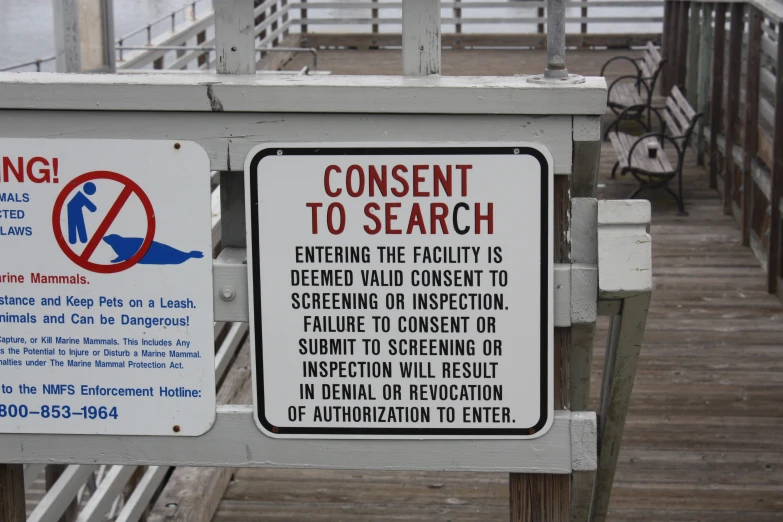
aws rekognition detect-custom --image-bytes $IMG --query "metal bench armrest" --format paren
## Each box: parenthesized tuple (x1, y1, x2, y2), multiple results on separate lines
(600, 56, 642, 77)
(607, 74, 650, 103)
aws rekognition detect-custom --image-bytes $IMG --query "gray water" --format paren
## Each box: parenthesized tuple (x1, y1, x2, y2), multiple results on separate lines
(0, 0, 191, 68)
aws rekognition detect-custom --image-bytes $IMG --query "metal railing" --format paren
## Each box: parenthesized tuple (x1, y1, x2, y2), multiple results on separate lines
(0, 0, 664, 72)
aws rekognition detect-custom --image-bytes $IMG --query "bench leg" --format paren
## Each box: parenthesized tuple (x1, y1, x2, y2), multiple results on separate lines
(629, 184, 645, 199)
(676, 168, 688, 216)
(611, 161, 619, 179)
(664, 186, 688, 216)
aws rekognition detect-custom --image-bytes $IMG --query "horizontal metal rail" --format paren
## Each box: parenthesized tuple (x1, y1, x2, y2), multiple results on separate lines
(286, 1, 665, 7)
(0, 56, 56, 72)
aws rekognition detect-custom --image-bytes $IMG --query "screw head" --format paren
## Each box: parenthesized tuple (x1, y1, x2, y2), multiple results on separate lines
(173, 425, 181, 433)
(174, 143, 181, 150)
(220, 286, 236, 301)
(231, 45, 237, 51)
(513, 148, 520, 154)
(277, 150, 283, 155)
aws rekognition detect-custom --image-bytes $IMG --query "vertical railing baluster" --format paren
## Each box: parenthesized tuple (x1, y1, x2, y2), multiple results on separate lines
(724, 2, 744, 216)
(372, 0, 379, 35)
(696, 3, 713, 165)
(301, 0, 308, 34)
(282, 0, 289, 39)
(661, 0, 674, 94)
(581, 0, 588, 39)
(686, 2, 701, 103)
(455, 1, 462, 35)
(743, 5, 763, 246)
(710, 3, 727, 189)
(769, 21, 783, 294)
(676, 1, 690, 90)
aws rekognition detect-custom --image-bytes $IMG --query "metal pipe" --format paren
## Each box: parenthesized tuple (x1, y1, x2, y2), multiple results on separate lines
(544, 0, 568, 79)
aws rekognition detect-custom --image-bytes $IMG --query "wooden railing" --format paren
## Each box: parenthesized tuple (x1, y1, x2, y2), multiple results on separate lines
(662, 0, 783, 300)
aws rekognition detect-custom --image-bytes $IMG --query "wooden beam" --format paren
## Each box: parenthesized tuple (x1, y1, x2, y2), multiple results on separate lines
(46, 465, 78, 522)
(0, 465, 25, 522)
(724, 2, 744, 215)
(509, 176, 570, 522)
(710, 3, 727, 189)
(744, 6, 763, 246)
(769, 21, 783, 294)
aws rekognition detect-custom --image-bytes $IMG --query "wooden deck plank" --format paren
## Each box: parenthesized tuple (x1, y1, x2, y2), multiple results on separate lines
(210, 46, 783, 522)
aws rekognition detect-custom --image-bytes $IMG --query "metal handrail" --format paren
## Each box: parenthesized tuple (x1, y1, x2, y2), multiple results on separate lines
(0, 56, 56, 72)
(115, 0, 209, 43)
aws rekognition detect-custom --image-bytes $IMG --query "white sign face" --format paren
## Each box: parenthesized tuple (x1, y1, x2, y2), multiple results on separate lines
(246, 144, 552, 439)
(0, 139, 215, 436)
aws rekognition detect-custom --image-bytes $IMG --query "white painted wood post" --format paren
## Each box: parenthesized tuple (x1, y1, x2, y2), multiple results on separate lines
(214, 0, 255, 250)
(402, 0, 441, 76)
(53, 0, 116, 73)
(53, 0, 82, 72)
(214, 0, 256, 74)
(590, 200, 653, 522)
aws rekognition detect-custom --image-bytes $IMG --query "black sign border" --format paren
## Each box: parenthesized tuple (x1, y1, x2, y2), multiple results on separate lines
(249, 146, 550, 437)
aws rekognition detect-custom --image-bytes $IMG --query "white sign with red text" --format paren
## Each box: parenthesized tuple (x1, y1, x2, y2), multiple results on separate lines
(0, 139, 215, 436)
(246, 144, 553, 439)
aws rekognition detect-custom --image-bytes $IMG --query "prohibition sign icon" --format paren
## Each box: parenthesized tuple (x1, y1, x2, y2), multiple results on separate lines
(52, 171, 156, 274)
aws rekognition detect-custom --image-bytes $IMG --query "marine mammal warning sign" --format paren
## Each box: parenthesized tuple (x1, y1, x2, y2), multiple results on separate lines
(246, 144, 553, 439)
(0, 139, 215, 436)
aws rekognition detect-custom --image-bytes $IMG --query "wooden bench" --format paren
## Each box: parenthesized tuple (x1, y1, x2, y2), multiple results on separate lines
(606, 86, 702, 216)
(601, 41, 665, 139)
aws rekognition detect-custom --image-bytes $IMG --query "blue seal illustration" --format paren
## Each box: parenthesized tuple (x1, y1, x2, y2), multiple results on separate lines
(102, 234, 204, 265)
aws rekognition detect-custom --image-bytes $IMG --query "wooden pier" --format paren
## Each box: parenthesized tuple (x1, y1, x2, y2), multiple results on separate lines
(3, 0, 783, 520)
(142, 133, 779, 522)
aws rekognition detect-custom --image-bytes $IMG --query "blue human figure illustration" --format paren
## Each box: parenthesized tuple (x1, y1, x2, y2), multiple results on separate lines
(67, 182, 97, 244)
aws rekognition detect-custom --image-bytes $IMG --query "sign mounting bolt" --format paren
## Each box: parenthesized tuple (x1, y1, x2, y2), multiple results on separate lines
(220, 286, 236, 301)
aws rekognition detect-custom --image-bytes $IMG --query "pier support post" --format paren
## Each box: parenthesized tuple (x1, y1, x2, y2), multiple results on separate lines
(769, 21, 783, 294)
(0, 464, 25, 522)
(510, 180, 571, 522)
(215, 0, 256, 250)
(52, 0, 116, 73)
(743, 6, 763, 246)
(709, 3, 727, 190)
(724, 2, 745, 216)
(402, 0, 441, 76)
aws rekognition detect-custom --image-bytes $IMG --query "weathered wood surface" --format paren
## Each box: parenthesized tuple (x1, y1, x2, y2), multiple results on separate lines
(207, 131, 783, 522)
(206, 141, 783, 522)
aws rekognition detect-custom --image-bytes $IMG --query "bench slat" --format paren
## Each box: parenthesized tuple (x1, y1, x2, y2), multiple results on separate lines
(609, 132, 673, 174)
(609, 82, 644, 107)
(640, 60, 654, 79)
(671, 85, 697, 120)
(665, 97, 691, 136)
(661, 103, 684, 138)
